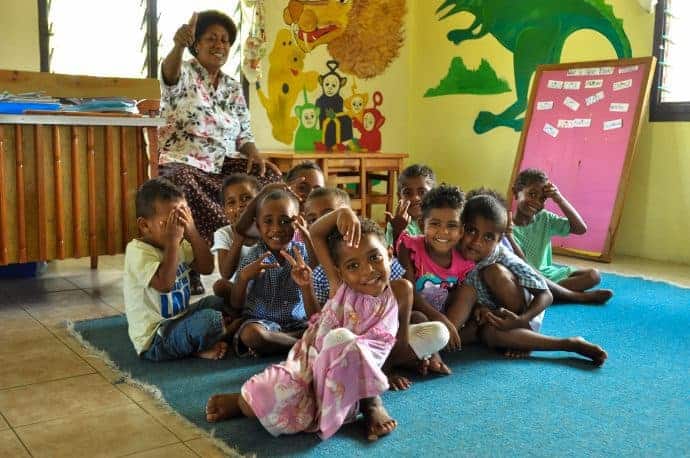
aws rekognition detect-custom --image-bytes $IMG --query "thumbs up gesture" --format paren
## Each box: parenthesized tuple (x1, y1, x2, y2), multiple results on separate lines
(173, 12, 198, 49)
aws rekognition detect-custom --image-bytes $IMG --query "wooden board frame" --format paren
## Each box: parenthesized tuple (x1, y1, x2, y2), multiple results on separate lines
(508, 56, 656, 263)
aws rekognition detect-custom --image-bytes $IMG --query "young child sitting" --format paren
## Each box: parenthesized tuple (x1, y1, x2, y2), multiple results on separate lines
(205, 208, 411, 441)
(124, 178, 228, 361)
(396, 184, 475, 381)
(385, 164, 436, 249)
(456, 190, 608, 365)
(211, 174, 259, 301)
(232, 185, 314, 356)
(306, 187, 449, 390)
(511, 169, 613, 304)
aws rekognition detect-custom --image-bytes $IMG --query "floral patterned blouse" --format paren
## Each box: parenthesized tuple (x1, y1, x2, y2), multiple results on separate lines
(158, 59, 255, 174)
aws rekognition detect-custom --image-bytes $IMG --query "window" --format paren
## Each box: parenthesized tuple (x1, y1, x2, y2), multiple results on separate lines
(38, 0, 243, 80)
(651, 0, 690, 121)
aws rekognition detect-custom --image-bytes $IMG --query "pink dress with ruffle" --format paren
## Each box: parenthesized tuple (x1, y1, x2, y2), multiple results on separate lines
(241, 282, 399, 440)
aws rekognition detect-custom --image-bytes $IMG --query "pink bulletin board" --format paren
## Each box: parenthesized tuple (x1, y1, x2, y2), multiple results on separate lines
(510, 57, 656, 262)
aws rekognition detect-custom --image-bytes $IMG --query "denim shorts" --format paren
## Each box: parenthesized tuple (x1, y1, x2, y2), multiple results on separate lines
(141, 295, 227, 361)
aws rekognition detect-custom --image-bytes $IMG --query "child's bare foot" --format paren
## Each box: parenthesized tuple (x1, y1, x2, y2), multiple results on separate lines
(206, 393, 243, 422)
(569, 337, 608, 366)
(360, 397, 397, 441)
(419, 353, 452, 376)
(195, 341, 228, 360)
(583, 289, 614, 304)
(504, 349, 531, 359)
(387, 373, 411, 391)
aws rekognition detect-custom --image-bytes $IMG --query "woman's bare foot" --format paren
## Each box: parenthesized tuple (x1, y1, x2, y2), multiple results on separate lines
(504, 349, 531, 359)
(195, 341, 228, 360)
(387, 373, 411, 391)
(419, 353, 452, 376)
(206, 393, 243, 422)
(569, 337, 608, 366)
(360, 397, 397, 441)
(583, 289, 614, 304)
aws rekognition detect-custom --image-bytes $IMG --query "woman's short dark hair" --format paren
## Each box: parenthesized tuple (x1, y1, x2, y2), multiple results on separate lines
(190, 10, 238, 57)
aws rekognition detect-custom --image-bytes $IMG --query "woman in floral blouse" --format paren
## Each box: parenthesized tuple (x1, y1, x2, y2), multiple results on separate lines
(159, 10, 281, 293)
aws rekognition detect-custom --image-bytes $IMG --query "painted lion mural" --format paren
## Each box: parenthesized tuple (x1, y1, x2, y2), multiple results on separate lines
(283, 0, 406, 79)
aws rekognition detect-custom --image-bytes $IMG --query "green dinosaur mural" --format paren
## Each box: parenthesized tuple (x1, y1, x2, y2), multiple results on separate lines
(434, 0, 632, 134)
(425, 57, 511, 97)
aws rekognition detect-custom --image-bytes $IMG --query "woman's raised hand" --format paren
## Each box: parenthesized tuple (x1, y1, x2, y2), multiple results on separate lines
(173, 12, 197, 50)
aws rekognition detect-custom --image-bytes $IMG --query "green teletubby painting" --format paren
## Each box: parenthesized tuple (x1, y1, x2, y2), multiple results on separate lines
(430, 0, 632, 134)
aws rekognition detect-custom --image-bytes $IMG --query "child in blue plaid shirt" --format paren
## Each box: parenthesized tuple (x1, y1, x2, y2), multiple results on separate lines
(231, 184, 317, 357)
(454, 189, 607, 366)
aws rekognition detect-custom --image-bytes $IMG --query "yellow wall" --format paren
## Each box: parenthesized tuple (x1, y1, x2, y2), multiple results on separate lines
(409, 0, 690, 265)
(0, 0, 40, 71)
(2, 1, 689, 265)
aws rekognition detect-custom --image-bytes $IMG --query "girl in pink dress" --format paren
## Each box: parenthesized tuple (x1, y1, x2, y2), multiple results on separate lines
(395, 185, 476, 385)
(205, 207, 413, 441)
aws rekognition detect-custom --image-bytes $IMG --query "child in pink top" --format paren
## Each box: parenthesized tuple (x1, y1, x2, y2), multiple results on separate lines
(205, 208, 412, 441)
(396, 185, 474, 386)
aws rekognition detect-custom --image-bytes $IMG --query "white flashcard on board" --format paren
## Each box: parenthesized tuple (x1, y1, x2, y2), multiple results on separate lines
(537, 101, 554, 110)
(548, 80, 564, 89)
(609, 103, 630, 112)
(619, 65, 639, 74)
(613, 79, 633, 91)
(585, 91, 605, 106)
(585, 79, 604, 89)
(567, 68, 585, 76)
(603, 119, 623, 131)
(574, 118, 592, 128)
(543, 123, 559, 137)
(564, 81, 581, 90)
(563, 96, 580, 111)
(557, 119, 575, 128)
(600, 67, 615, 75)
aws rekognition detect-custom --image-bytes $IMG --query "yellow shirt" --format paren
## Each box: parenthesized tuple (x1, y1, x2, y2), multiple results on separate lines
(123, 239, 194, 354)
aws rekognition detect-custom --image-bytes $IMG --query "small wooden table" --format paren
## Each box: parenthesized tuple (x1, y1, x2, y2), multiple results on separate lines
(262, 151, 408, 218)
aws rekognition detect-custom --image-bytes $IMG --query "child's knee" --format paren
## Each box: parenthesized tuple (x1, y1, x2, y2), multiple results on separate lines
(240, 323, 268, 349)
(586, 268, 601, 286)
(410, 311, 428, 324)
(322, 328, 357, 350)
(481, 264, 514, 288)
(213, 278, 232, 298)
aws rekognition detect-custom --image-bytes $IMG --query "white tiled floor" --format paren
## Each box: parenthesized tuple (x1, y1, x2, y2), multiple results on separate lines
(0, 253, 687, 456)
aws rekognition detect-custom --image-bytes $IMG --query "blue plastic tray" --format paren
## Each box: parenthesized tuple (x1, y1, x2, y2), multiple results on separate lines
(0, 101, 61, 114)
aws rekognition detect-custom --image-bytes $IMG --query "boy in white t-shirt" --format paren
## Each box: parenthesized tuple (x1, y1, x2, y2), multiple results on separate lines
(124, 177, 228, 361)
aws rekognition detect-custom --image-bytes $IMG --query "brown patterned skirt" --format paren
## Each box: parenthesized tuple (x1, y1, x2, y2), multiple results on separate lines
(159, 157, 281, 243)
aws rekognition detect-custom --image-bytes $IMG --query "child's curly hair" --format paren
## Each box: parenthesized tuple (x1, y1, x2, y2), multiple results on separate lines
(257, 188, 300, 213)
(398, 164, 436, 193)
(327, 217, 385, 264)
(285, 161, 323, 183)
(462, 188, 508, 232)
(136, 177, 183, 218)
(513, 168, 548, 193)
(420, 184, 465, 219)
(306, 187, 351, 207)
(219, 173, 259, 201)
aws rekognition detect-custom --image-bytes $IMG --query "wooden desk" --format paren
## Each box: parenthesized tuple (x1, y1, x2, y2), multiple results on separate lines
(262, 151, 408, 217)
(0, 114, 164, 267)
